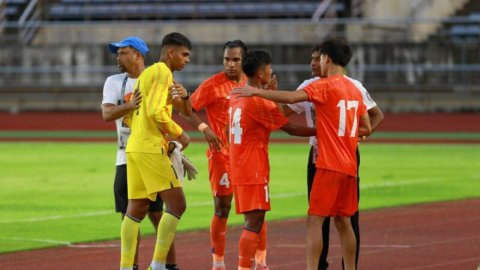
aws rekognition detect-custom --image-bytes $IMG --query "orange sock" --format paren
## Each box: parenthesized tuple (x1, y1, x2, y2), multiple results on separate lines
(238, 229, 260, 268)
(211, 214, 228, 264)
(258, 221, 267, 250)
(256, 222, 267, 265)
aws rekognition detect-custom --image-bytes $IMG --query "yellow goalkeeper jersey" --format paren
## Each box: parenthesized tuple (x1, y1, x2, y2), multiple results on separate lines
(126, 62, 183, 154)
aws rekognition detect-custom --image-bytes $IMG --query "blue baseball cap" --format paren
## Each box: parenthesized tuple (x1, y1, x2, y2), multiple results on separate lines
(108, 36, 149, 56)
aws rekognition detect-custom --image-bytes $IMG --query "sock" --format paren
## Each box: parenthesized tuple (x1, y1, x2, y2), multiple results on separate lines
(152, 212, 180, 266)
(238, 229, 260, 268)
(211, 214, 228, 265)
(149, 261, 165, 270)
(213, 261, 226, 268)
(120, 216, 141, 268)
(133, 264, 138, 270)
(255, 222, 267, 266)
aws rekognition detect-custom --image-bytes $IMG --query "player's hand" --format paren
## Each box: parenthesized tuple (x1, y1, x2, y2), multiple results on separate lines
(359, 135, 369, 142)
(181, 153, 198, 181)
(264, 74, 277, 90)
(203, 126, 224, 152)
(126, 90, 142, 110)
(169, 81, 188, 100)
(177, 131, 190, 150)
(231, 85, 258, 98)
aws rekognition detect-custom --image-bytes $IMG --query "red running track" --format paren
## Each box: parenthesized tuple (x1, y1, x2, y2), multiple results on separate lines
(1, 199, 479, 270)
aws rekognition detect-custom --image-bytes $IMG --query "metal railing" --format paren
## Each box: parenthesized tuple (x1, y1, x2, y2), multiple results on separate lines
(0, 16, 479, 112)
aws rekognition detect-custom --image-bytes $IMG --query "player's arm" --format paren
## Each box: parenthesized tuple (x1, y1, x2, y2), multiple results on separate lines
(101, 90, 142, 121)
(280, 122, 316, 137)
(280, 104, 296, 117)
(351, 78, 383, 134)
(263, 75, 299, 117)
(368, 105, 384, 132)
(358, 112, 372, 138)
(232, 85, 309, 104)
(179, 109, 224, 152)
(169, 81, 193, 117)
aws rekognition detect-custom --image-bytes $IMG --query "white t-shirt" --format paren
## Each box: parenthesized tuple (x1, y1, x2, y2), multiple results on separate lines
(101, 73, 137, 166)
(287, 76, 377, 147)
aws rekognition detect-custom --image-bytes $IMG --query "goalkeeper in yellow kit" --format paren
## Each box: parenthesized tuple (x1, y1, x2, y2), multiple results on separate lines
(120, 32, 192, 270)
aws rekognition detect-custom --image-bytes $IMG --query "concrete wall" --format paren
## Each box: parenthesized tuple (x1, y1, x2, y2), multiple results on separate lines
(348, 0, 470, 42)
(32, 20, 331, 46)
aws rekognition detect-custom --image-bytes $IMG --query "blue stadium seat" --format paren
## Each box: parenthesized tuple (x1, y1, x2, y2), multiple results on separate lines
(47, 1, 321, 20)
(6, 0, 29, 4)
(450, 25, 480, 36)
(5, 6, 19, 16)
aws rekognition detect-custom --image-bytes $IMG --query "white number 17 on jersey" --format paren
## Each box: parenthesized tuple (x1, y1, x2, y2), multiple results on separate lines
(337, 100, 359, 137)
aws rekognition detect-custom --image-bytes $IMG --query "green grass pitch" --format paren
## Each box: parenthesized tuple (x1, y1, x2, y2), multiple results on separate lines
(0, 141, 479, 253)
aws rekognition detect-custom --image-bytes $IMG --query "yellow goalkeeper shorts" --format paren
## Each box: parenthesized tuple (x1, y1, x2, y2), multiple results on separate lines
(126, 152, 181, 201)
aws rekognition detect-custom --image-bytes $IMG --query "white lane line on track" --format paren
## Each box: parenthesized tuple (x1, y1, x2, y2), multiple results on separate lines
(1, 178, 434, 224)
(401, 257, 480, 270)
(276, 243, 411, 249)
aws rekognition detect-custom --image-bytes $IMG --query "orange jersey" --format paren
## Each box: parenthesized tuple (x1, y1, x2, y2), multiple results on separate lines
(303, 74, 366, 176)
(190, 72, 247, 157)
(228, 94, 288, 185)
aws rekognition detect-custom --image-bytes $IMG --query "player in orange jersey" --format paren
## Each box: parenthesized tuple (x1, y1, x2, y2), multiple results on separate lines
(229, 50, 316, 270)
(282, 44, 384, 270)
(232, 39, 372, 270)
(176, 40, 248, 270)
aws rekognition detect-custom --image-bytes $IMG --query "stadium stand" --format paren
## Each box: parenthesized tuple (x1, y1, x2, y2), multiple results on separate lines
(441, 0, 480, 41)
(45, 0, 327, 21)
(0, 0, 479, 113)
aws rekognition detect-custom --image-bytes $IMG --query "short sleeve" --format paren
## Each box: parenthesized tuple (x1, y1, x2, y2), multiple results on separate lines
(347, 77, 377, 110)
(190, 79, 217, 111)
(287, 77, 319, 114)
(102, 76, 119, 105)
(303, 80, 329, 104)
(286, 101, 306, 114)
(250, 98, 288, 131)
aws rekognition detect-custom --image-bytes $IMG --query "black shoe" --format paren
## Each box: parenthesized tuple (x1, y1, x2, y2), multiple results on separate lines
(166, 264, 180, 270)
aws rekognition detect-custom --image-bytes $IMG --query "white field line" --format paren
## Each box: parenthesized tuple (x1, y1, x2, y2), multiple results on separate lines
(0, 237, 119, 248)
(276, 243, 411, 249)
(0, 210, 112, 224)
(2, 179, 434, 247)
(1, 178, 433, 225)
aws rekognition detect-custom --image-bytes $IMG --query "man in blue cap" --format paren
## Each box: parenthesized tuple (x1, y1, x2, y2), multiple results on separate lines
(101, 36, 179, 270)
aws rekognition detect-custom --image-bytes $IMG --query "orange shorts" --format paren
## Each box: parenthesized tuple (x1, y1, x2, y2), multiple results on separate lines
(208, 152, 232, 196)
(233, 184, 270, 214)
(308, 168, 358, 217)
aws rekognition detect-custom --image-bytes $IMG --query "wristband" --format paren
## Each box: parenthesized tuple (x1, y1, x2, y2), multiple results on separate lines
(197, 123, 208, 132)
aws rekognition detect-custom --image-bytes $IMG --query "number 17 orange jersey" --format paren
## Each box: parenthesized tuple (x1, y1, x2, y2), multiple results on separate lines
(303, 74, 367, 177)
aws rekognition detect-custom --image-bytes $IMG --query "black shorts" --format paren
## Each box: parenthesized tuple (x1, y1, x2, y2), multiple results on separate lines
(114, 164, 164, 213)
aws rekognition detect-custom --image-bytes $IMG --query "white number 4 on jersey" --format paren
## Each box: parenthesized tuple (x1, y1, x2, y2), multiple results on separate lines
(219, 173, 230, 188)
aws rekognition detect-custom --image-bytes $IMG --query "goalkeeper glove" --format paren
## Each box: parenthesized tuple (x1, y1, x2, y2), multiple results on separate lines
(181, 153, 198, 181)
